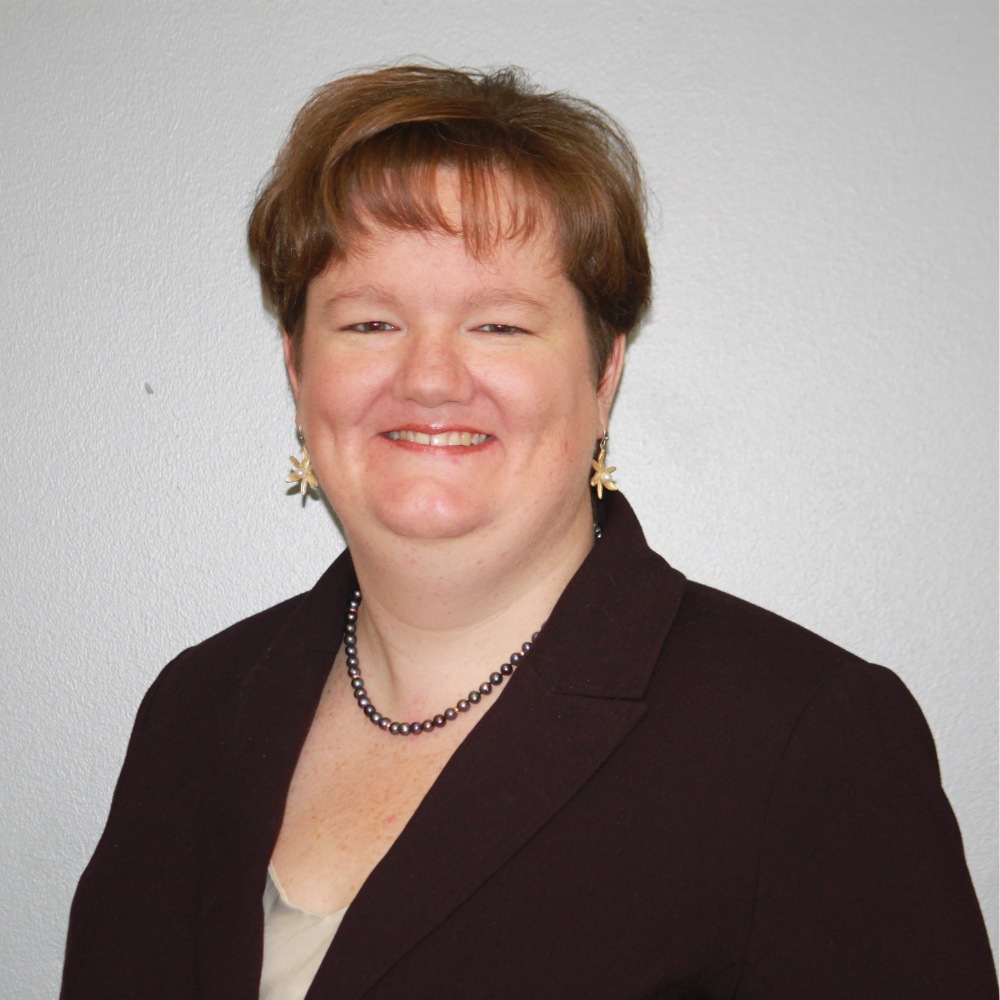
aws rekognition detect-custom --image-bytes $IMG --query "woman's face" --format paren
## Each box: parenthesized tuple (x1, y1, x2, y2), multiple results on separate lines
(287, 185, 623, 550)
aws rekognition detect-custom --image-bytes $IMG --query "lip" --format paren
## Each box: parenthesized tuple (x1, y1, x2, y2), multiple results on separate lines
(382, 424, 493, 450)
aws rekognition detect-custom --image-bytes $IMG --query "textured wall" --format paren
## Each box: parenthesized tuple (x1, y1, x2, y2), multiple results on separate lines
(1, 1, 995, 994)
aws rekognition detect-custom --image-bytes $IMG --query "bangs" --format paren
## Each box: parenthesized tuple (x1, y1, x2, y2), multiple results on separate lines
(320, 127, 553, 261)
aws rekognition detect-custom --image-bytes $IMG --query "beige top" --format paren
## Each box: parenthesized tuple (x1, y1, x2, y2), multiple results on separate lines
(259, 865, 348, 1000)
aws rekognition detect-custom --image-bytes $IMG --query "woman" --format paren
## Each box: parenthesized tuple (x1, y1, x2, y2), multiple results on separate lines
(62, 66, 995, 999)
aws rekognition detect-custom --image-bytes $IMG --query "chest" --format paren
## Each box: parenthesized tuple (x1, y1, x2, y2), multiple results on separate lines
(269, 680, 466, 915)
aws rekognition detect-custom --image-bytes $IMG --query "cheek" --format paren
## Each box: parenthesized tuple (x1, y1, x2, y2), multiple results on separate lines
(297, 357, 371, 422)
(492, 360, 590, 416)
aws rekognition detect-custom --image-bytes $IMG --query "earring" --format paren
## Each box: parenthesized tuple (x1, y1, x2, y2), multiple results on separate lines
(590, 432, 618, 500)
(286, 433, 319, 495)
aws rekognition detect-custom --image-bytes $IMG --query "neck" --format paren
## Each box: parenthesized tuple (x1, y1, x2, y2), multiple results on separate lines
(340, 497, 595, 720)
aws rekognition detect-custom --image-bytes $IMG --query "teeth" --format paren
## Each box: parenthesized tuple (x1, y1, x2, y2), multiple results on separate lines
(387, 430, 488, 446)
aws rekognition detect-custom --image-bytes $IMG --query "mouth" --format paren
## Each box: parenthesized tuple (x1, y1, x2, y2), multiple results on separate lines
(386, 429, 491, 447)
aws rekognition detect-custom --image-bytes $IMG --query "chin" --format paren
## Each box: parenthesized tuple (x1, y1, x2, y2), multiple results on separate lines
(364, 482, 494, 541)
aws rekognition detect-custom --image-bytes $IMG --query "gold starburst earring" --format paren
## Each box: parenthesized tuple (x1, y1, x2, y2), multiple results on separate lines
(286, 430, 319, 496)
(590, 431, 618, 500)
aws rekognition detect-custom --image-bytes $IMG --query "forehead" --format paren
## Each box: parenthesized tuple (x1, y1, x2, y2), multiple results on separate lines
(310, 223, 571, 318)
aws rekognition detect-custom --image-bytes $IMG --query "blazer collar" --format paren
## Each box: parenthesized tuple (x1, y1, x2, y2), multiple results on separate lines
(530, 490, 685, 699)
(195, 493, 686, 1000)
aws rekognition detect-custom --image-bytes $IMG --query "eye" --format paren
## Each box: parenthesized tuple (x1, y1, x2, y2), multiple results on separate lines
(342, 321, 398, 333)
(475, 323, 527, 335)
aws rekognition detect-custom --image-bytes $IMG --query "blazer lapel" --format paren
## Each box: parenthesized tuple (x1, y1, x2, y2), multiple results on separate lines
(311, 494, 686, 999)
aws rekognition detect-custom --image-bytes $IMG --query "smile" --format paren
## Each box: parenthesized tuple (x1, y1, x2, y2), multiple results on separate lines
(386, 430, 490, 447)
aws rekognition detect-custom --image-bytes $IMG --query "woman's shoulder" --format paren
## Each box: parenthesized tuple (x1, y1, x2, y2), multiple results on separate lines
(672, 578, 887, 682)
(579, 495, 924, 744)
(137, 552, 354, 733)
(656, 577, 935, 762)
(154, 591, 311, 696)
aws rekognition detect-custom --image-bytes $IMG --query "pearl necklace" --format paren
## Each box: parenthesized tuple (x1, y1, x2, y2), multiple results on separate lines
(343, 589, 540, 736)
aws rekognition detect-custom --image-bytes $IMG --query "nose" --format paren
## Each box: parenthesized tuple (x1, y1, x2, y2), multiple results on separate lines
(394, 326, 474, 407)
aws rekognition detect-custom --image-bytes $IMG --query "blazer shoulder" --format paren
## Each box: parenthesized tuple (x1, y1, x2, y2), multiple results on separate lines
(162, 590, 308, 685)
(134, 586, 325, 749)
(673, 578, 876, 684)
(657, 579, 929, 754)
(184, 589, 308, 660)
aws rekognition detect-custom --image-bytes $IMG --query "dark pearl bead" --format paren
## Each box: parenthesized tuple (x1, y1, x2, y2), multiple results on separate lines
(433, 715, 446, 727)
(521, 641, 532, 654)
(469, 691, 481, 704)
(348, 665, 361, 678)
(351, 677, 364, 690)
(344, 623, 356, 637)
(347, 656, 359, 668)
(479, 682, 493, 695)
(346, 611, 357, 622)
(364, 704, 375, 716)
(489, 672, 502, 685)
(389, 722, 401, 734)
(421, 720, 434, 732)
(457, 700, 470, 712)
(444, 708, 458, 720)
(353, 688, 366, 699)
(510, 652, 523, 665)
(532, 632, 540, 642)
(398, 723, 410, 735)
(500, 662, 513, 675)
(378, 718, 391, 730)
(370, 712, 382, 724)
(357, 697, 371, 709)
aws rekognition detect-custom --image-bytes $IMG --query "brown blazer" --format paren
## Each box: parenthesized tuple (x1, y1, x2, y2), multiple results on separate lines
(62, 494, 996, 999)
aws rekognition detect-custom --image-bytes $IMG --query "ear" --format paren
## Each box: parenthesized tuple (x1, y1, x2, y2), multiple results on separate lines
(596, 334, 626, 429)
(282, 332, 301, 401)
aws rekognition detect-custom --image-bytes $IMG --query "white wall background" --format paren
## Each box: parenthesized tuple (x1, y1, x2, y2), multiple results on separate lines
(1, 1, 995, 994)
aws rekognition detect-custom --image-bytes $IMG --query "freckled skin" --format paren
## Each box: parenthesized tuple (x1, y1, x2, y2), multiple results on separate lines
(271, 655, 472, 913)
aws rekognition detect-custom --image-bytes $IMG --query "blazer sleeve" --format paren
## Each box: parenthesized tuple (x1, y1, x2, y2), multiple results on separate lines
(61, 650, 204, 999)
(735, 663, 997, 999)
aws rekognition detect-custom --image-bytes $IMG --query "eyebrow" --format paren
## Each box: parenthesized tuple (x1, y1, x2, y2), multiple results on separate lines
(316, 284, 556, 316)
(316, 285, 405, 313)
(459, 287, 554, 314)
